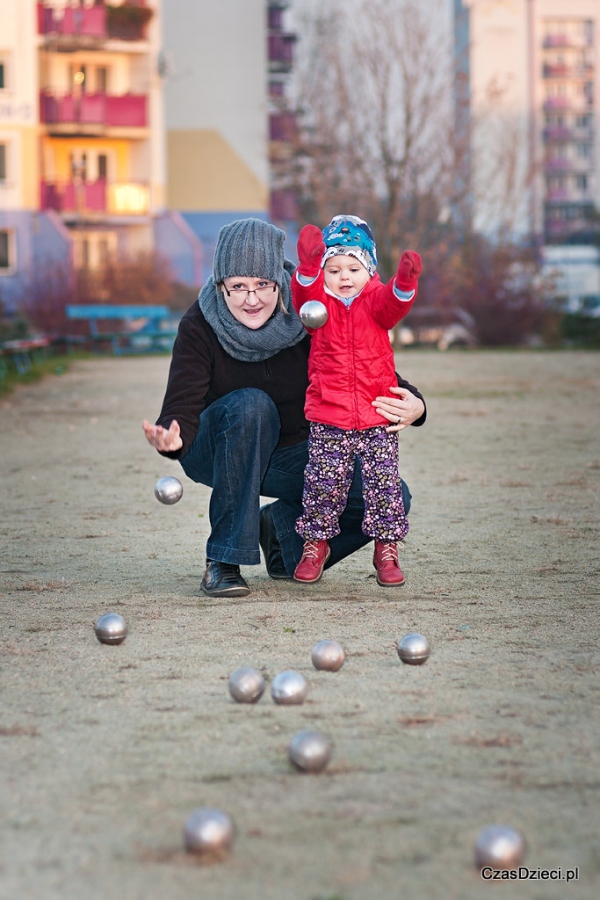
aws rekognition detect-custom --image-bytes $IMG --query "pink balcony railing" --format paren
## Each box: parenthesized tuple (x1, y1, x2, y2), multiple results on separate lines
(268, 33, 295, 68)
(543, 64, 570, 78)
(41, 179, 150, 215)
(544, 96, 569, 109)
(269, 112, 296, 142)
(270, 188, 297, 221)
(38, 3, 106, 37)
(543, 35, 570, 48)
(544, 157, 570, 170)
(543, 126, 572, 141)
(40, 91, 147, 128)
(38, 2, 151, 42)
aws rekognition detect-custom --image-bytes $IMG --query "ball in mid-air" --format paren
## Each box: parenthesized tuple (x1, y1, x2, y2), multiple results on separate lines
(154, 476, 183, 504)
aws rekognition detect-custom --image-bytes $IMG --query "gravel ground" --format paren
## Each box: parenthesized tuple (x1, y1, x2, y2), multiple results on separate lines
(1, 349, 599, 900)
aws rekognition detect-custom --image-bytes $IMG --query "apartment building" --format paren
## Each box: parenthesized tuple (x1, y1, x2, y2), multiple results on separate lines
(454, 0, 600, 247)
(0, 0, 201, 312)
(161, 0, 297, 279)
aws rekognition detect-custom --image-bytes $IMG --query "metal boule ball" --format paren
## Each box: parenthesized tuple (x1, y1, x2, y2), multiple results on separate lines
(288, 730, 332, 774)
(299, 300, 328, 329)
(474, 825, 526, 870)
(228, 667, 265, 704)
(397, 632, 430, 665)
(154, 476, 183, 505)
(94, 613, 127, 645)
(270, 670, 308, 705)
(311, 639, 346, 672)
(184, 808, 235, 858)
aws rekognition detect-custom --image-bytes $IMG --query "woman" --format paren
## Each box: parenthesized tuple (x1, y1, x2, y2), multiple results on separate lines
(143, 218, 426, 598)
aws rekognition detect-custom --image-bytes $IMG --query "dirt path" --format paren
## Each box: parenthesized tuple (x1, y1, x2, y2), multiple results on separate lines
(1, 350, 599, 900)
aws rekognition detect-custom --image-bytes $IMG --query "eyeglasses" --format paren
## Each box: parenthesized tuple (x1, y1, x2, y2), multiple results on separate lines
(222, 281, 277, 301)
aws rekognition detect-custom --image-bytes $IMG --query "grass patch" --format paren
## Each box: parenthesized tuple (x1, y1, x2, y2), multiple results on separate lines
(0, 351, 91, 397)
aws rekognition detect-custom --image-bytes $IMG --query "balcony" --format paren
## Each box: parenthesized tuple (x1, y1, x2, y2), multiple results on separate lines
(270, 188, 297, 221)
(543, 126, 572, 142)
(544, 96, 593, 113)
(269, 112, 296, 142)
(544, 156, 570, 171)
(40, 91, 147, 130)
(543, 96, 569, 110)
(545, 188, 571, 202)
(38, 2, 153, 45)
(543, 63, 570, 78)
(38, 3, 106, 38)
(543, 34, 590, 49)
(41, 179, 150, 216)
(268, 33, 296, 72)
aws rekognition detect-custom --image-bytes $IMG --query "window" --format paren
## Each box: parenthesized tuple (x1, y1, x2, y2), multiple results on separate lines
(576, 174, 588, 191)
(0, 143, 6, 182)
(0, 229, 13, 270)
(0, 53, 10, 91)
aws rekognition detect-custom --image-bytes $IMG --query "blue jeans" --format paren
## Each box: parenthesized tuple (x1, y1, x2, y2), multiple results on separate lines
(179, 388, 411, 574)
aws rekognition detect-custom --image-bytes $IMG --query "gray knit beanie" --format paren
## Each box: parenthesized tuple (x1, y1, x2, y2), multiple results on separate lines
(213, 218, 286, 285)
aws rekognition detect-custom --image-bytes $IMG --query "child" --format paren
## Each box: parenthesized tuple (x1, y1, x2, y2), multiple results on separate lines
(291, 215, 422, 586)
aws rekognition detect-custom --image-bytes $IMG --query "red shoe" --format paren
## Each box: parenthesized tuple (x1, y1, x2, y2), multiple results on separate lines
(294, 539, 331, 583)
(373, 541, 405, 586)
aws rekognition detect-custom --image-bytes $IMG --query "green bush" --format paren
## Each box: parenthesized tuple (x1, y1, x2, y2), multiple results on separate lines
(561, 313, 600, 348)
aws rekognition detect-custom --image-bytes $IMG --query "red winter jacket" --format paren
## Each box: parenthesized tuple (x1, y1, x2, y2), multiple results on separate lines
(292, 272, 415, 430)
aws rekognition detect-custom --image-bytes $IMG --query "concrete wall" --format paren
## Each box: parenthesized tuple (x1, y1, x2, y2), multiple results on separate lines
(162, 0, 269, 249)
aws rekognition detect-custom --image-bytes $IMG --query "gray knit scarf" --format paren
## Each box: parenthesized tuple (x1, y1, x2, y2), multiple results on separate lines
(198, 259, 306, 362)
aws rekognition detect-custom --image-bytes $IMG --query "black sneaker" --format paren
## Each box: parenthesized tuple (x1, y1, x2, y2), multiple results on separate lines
(200, 560, 250, 597)
(259, 504, 291, 580)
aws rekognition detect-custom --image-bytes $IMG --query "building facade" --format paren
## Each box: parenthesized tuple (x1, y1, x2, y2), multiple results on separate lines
(454, 0, 600, 246)
(161, 0, 297, 280)
(0, 0, 201, 313)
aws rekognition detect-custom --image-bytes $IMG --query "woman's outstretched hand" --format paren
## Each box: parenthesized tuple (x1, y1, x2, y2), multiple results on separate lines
(372, 387, 425, 433)
(142, 419, 183, 453)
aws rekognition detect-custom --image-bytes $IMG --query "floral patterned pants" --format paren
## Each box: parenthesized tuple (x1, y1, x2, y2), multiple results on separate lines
(295, 423, 409, 542)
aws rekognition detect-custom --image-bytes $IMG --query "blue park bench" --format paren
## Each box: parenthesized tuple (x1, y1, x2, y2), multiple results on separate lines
(65, 305, 181, 355)
(0, 336, 52, 381)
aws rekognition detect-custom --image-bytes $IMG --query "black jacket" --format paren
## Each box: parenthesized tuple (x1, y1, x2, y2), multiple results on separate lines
(156, 303, 426, 459)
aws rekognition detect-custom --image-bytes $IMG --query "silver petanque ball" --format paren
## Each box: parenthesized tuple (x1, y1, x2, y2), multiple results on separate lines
(288, 730, 332, 774)
(154, 476, 183, 505)
(474, 825, 526, 870)
(270, 669, 308, 705)
(228, 667, 265, 704)
(397, 632, 430, 665)
(299, 300, 328, 329)
(94, 613, 127, 645)
(311, 639, 346, 672)
(184, 808, 235, 857)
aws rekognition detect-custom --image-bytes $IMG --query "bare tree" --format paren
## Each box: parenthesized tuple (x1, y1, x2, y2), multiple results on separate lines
(18, 250, 176, 336)
(281, 0, 548, 344)
(286, 0, 462, 274)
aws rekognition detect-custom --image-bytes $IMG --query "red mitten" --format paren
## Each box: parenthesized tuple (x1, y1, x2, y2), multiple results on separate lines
(395, 250, 422, 292)
(297, 224, 325, 278)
